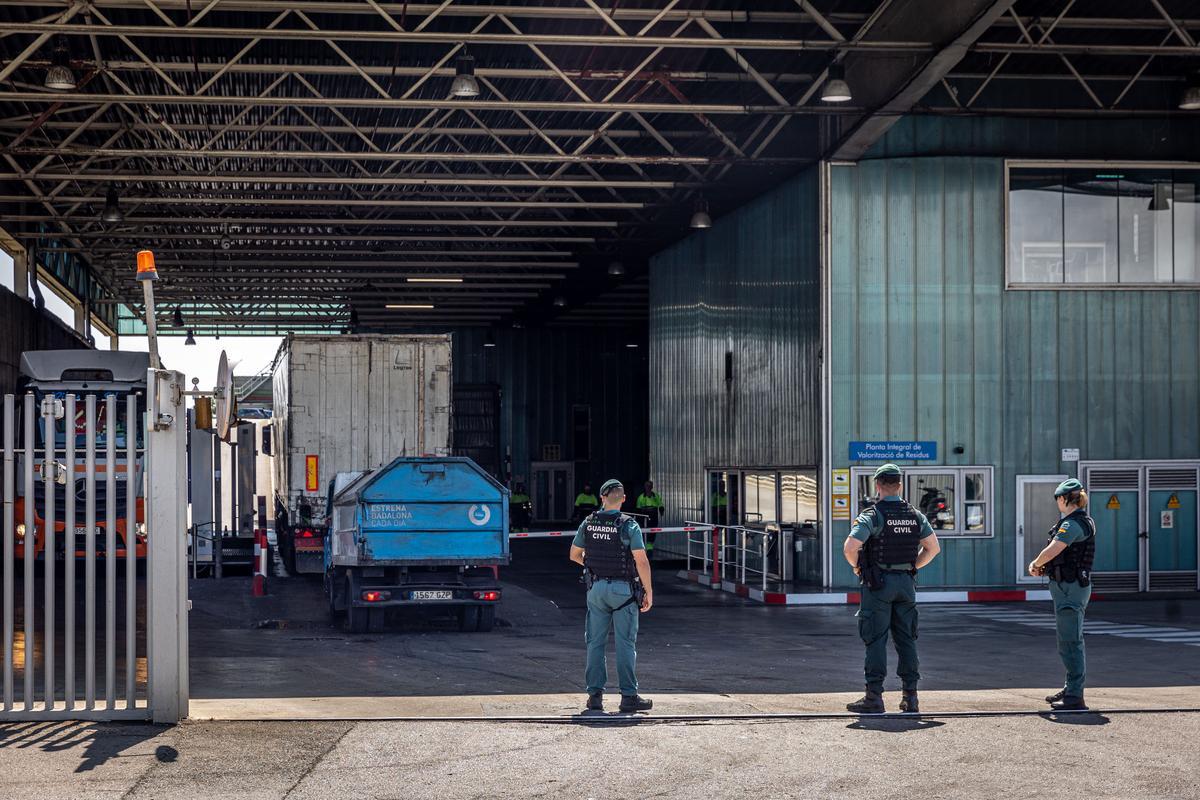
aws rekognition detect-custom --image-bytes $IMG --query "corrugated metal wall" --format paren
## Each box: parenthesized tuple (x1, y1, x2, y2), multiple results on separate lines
(649, 168, 822, 539)
(830, 156, 1200, 588)
(0, 287, 90, 395)
(447, 326, 649, 509)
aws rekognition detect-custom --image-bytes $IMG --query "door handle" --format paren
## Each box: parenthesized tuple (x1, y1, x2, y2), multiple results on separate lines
(1138, 531, 1150, 540)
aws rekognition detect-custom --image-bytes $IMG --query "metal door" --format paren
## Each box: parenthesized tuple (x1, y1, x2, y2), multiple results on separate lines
(0, 370, 188, 722)
(1082, 461, 1200, 592)
(531, 461, 573, 524)
(1146, 466, 1199, 591)
(1015, 475, 1067, 584)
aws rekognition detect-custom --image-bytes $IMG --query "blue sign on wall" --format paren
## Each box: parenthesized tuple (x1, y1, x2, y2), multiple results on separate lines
(849, 441, 937, 461)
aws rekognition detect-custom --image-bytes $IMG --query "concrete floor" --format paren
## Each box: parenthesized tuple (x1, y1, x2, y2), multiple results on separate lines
(2, 712, 1199, 799)
(187, 540, 1200, 717)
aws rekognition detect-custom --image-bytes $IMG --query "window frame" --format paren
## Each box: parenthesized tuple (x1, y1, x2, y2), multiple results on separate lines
(849, 465, 995, 539)
(1005, 159, 1200, 291)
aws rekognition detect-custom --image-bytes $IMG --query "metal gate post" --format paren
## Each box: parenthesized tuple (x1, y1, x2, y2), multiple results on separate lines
(146, 369, 189, 723)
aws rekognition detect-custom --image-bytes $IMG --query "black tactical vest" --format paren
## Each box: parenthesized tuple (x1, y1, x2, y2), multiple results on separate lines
(864, 499, 922, 568)
(583, 512, 634, 581)
(1045, 509, 1096, 585)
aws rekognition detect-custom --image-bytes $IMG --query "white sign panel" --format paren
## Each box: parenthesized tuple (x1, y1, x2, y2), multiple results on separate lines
(1061, 448, 1080, 462)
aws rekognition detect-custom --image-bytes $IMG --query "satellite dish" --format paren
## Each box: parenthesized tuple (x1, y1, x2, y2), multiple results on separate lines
(215, 350, 236, 440)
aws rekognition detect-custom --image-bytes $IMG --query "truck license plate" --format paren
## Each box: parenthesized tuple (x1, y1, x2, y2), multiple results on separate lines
(411, 590, 453, 600)
(75, 526, 97, 538)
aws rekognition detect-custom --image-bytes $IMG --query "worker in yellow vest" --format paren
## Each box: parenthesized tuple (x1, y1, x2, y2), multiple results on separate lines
(636, 480, 665, 552)
(573, 483, 599, 524)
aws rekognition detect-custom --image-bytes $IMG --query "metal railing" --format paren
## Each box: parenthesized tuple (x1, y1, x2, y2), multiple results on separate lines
(1, 373, 189, 723)
(685, 521, 774, 592)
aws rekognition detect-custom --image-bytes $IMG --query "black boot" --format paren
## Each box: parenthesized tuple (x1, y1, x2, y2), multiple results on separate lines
(586, 692, 603, 711)
(1045, 689, 1066, 705)
(619, 695, 653, 713)
(846, 689, 884, 714)
(1050, 695, 1088, 711)
(899, 690, 919, 714)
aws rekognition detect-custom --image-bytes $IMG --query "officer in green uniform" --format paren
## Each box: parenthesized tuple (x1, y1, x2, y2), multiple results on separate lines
(1028, 478, 1095, 711)
(843, 464, 941, 714)
(569, 479, 654, 713)
(573, 484, 599, 524)
(509, 482, 531, 532)
(636, 480, 665, 552)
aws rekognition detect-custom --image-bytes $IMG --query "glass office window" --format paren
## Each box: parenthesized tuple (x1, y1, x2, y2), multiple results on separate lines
(850, 466, 994, 538)
(1007, 163, 1200, 288)
(1009, 168, 1064, 283)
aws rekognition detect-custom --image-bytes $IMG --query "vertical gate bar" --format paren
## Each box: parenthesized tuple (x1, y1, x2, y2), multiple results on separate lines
(85, 394, 96, 710)
(125, 394, 136, 708)
(23, 394, 35, 711)
(105, 394, 116, 709)
(42, 400, 55, 711)
(64, 395, 75, 711)
(3, 394, 14, 711)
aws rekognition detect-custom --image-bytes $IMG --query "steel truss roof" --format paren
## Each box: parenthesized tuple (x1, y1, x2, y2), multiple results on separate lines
(0, 0, 1196, 333)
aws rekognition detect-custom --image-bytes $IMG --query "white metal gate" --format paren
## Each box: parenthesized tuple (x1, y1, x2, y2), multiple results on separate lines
(0, 369, 188, 722)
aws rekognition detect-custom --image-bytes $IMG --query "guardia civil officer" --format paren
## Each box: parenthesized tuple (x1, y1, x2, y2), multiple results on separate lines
(569, 479, 654, 713)
(1028, 478, 1095, 711)
(843, 464, 941, 714)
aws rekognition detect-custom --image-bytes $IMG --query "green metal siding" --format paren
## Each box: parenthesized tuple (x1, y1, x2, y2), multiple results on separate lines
(831, 156, 1200, 589)
(649, 168, 821, 536)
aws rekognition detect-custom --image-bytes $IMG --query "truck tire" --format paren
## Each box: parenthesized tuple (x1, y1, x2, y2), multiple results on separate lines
(326, 572, 344, 622)
(345, 578, 369, 633)
(477, 605, 495, 633)
(458, 605, 480, 632)
(280, 533, 297, 576)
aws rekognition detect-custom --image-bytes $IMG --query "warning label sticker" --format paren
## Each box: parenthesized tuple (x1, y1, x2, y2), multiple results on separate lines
(1106, 495, 1121, 510)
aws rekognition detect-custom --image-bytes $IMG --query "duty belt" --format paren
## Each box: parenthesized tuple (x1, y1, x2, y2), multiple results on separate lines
(880, 563, 915, 572)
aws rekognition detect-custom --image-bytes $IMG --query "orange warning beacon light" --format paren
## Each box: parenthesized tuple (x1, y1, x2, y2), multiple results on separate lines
(136, 249, 159, 281)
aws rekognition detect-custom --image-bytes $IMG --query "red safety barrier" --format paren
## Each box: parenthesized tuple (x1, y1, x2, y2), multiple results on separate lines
(252, 528, 267, 597)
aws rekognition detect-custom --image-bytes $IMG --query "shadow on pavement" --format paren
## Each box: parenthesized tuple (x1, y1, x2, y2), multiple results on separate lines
(1040, 712, 1111, 726)
(845, 717, 946, 733)
(0, 721, 164, 772)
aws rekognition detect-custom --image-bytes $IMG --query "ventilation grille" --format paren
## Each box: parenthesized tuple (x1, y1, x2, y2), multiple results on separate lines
(1086, 469, 1139, 491)
(1091, 572, 1139, 593)
(1148, 468, 1198, 490)
(1150, 572, 1198, 591)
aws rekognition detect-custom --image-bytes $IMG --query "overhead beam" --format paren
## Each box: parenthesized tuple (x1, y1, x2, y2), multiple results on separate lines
(1, 173, 678, 190)
(0, 22, 931, 53)
(831, 0, 1018, 161)
(0, 90, 861, 115)
(1, 145, 741, 166)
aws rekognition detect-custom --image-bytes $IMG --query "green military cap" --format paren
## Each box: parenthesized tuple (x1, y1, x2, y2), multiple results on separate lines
(873, 463, 903, 480)
(599, 478, 624, 496)
(1054, 478, 1083, 497)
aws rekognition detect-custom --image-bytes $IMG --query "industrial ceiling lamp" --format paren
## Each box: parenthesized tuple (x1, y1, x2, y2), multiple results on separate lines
(821, 63, 852, 103)
(101, 184, 123, 223)
(1180, 71, 1200, 111)
(689, 198, 712, 229)
(171, 306, 185, 327)
(44, 36, 76, 91)
(607, 260, 625, 276)
(553, 295, 567, 308)
(184, 329, 197, 346)
(483, 331, 497, 348)
(451, 52, 480, 98)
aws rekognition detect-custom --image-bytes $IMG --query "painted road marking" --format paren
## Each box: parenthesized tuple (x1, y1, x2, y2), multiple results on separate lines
(951, 608, 1200, 647)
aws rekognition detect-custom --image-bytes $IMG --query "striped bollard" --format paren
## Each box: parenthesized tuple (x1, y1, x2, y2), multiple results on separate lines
(252, 528, 267, 596)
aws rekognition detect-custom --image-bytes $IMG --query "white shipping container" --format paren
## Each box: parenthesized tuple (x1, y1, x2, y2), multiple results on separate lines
(271, 334, 452, 525)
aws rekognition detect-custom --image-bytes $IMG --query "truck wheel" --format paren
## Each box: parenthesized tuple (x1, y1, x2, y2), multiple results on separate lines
(280, 537, 297, 576)
(477, 605, 495, 633)
(458, 605, 480, 632)
(327, 573, 344, 622)
(345, 579, 369, 633)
